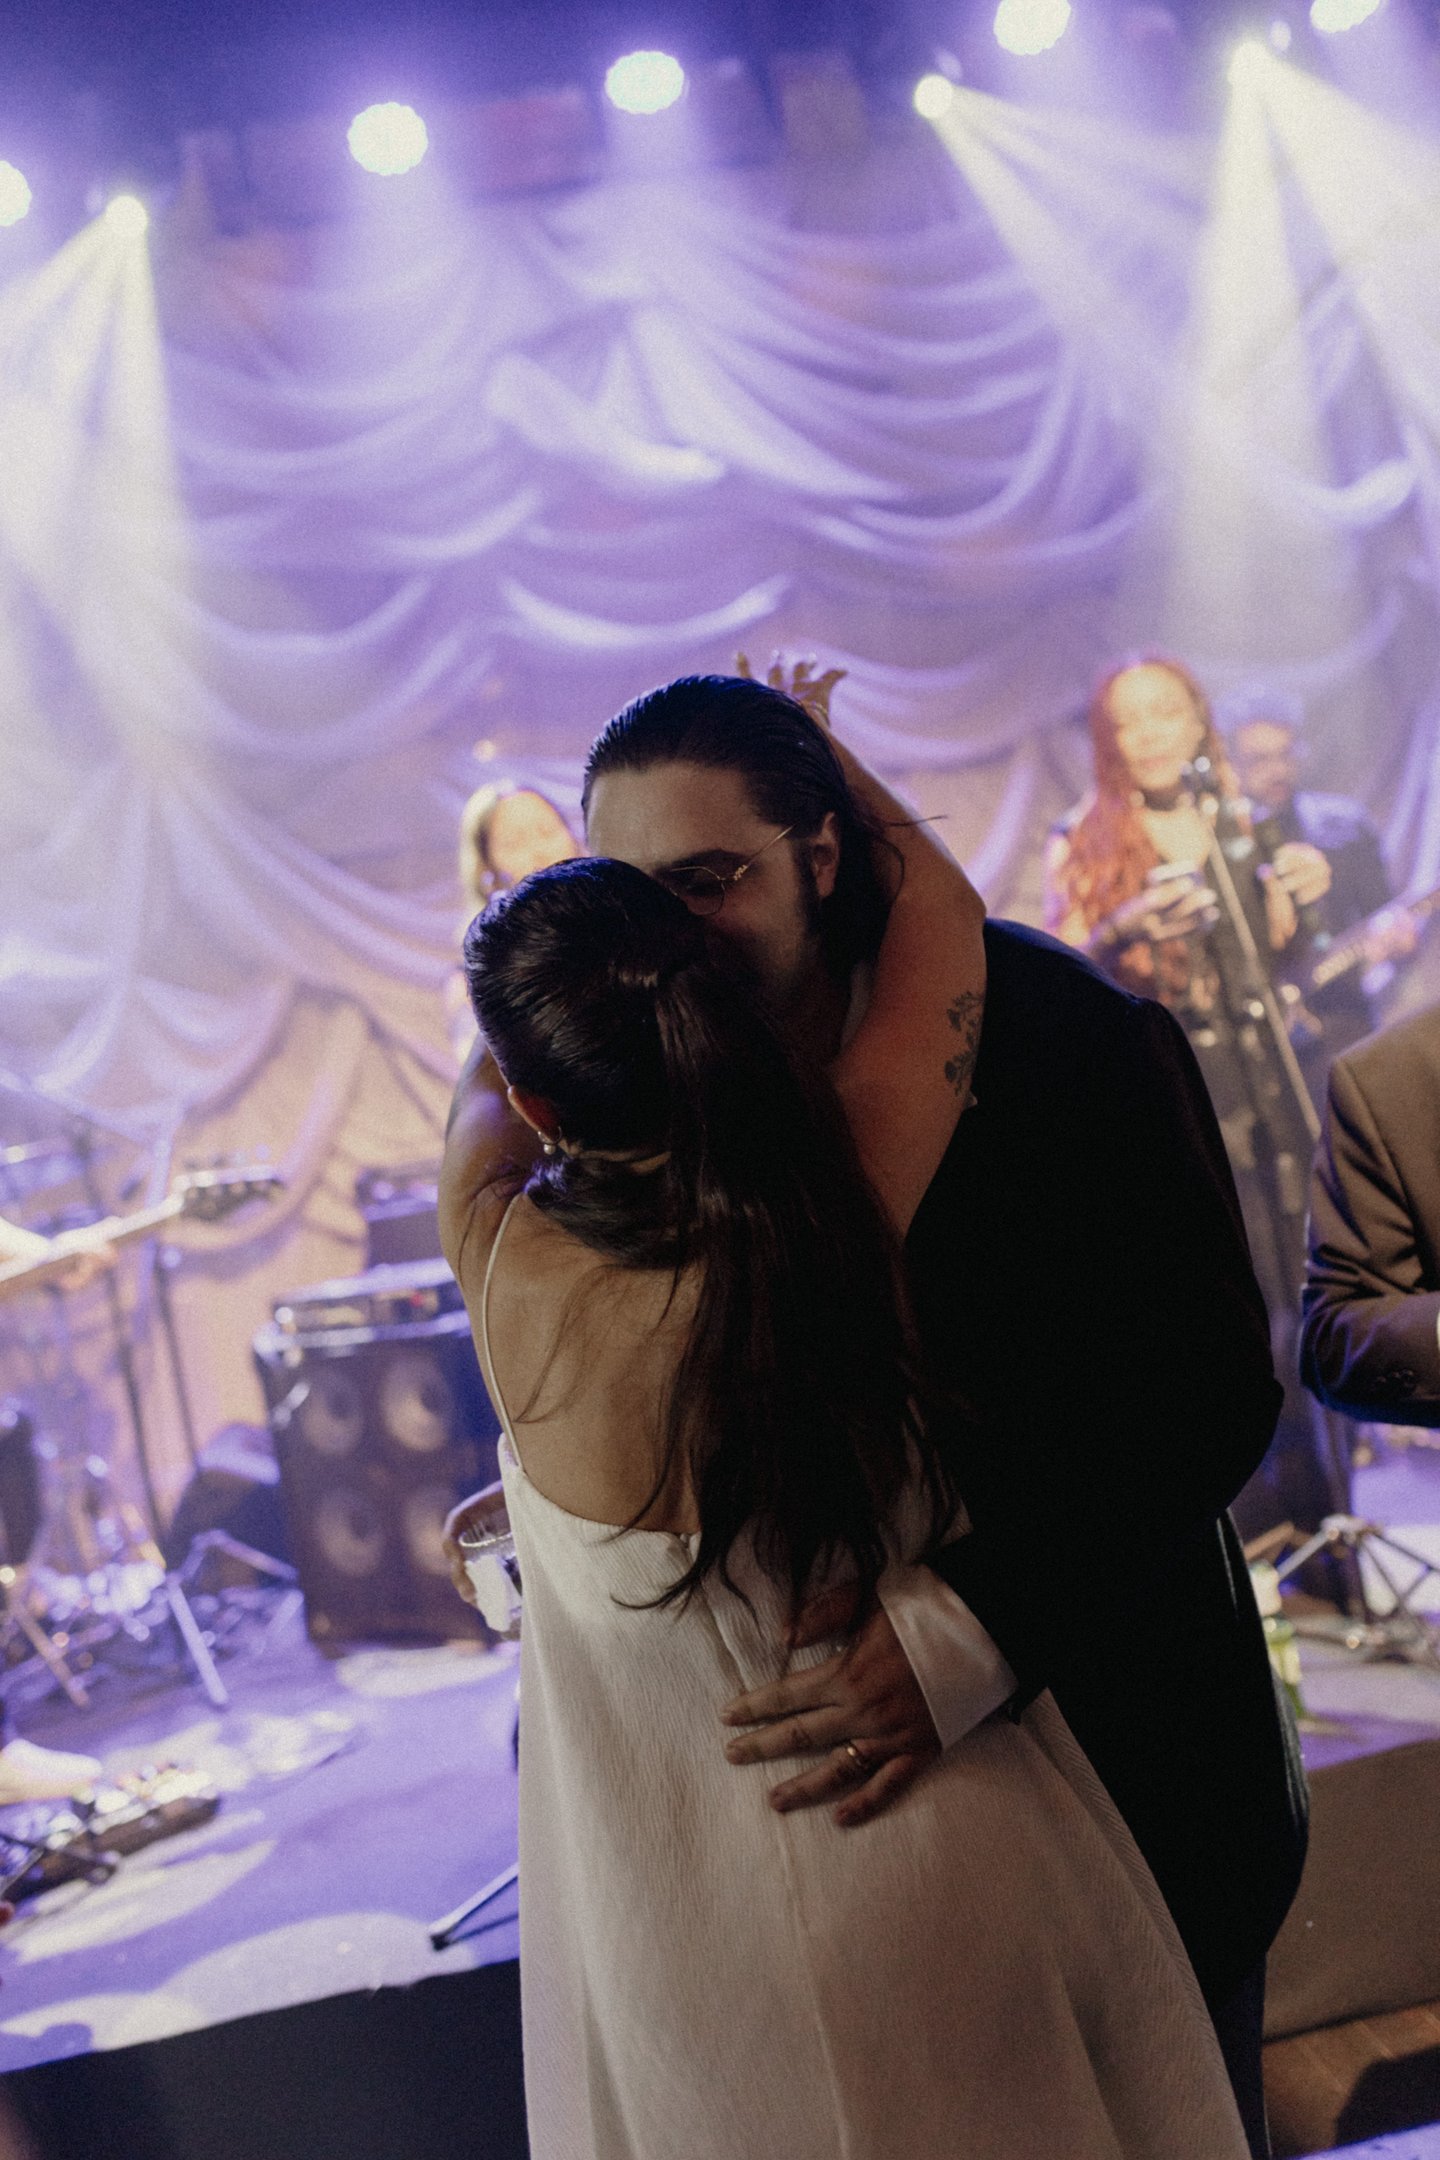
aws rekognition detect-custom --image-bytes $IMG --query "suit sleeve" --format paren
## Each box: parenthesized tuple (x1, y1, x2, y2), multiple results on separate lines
(929, 995, 1282, 1693)
(1300, 1054, 1440, 1423)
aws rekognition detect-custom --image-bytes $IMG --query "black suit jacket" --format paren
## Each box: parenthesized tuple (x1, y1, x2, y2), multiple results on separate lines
(1301, 1003, 1440, 1423)
(907, 922, 1307, 2006)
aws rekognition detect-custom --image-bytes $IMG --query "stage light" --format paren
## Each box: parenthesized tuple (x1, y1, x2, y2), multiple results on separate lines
(1269, 18, 1293, 46)
(913, 73, 958, 119)
(104, 194, 148, 238)
(604, 50, 686, 114)
(1310, 0, 1382, 32)
(993, 0, 1073, 57)
(0, 161, 31, 227)
(1227, 38, 1269, 85)
(347, 102, 429, 176)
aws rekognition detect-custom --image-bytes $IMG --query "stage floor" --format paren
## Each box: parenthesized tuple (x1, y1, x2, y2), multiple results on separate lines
(0, 1599, 520, 2072)
(0, 1439, 1437, 2158)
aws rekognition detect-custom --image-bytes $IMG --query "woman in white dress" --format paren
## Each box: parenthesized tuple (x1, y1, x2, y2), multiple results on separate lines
(438, 728, 1248, 2160)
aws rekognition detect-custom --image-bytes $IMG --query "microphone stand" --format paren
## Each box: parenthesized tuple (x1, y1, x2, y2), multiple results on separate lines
(1182, 759, 1319, 1154)
(1182, 761, 1355, 1550)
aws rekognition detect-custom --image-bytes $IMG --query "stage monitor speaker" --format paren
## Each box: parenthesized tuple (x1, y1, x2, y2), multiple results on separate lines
(253, 1311, 498, 1648)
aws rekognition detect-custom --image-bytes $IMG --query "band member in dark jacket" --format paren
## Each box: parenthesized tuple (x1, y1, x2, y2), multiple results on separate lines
(1225, 694, 1415, 1086)
(575, 669, 1307, 2158)
(1302, 1003, 1440, 1425)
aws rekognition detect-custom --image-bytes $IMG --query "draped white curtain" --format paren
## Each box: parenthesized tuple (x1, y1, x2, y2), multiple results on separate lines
(2, 121, 1438, 1499)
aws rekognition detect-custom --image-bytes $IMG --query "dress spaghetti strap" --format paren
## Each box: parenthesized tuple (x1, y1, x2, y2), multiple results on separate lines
(479, 1191, 524, 1445)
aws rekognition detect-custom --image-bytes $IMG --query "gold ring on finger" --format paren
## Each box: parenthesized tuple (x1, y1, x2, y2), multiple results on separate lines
(842, 1740, 870, 1777)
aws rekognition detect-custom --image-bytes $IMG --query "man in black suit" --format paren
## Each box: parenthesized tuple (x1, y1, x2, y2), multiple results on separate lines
(1302, 1004, 1440, 1425)
(574, 672, 1307, 2157)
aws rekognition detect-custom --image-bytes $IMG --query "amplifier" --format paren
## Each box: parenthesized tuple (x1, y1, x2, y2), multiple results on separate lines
(253, 1304, 497, 1648)
(356, 1165, 444, 1269)
(271, 1258, 463, 1339)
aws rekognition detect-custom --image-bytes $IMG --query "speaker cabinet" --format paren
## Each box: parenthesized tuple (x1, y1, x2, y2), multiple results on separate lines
(253, 1311, 498, 1647)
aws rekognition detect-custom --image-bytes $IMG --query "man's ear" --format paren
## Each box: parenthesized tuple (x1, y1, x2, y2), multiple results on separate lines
(507, 1084, 562, 1144)
(808, 810, 841, 902)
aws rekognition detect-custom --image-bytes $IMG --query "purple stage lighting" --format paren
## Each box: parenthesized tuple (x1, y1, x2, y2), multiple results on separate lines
(1310, 0, 1382, 30)
(347, 102, 429, 176)
(0, 161, 31, 227)
(993, 0, 1073, 55)
(604, 51, 686, 114)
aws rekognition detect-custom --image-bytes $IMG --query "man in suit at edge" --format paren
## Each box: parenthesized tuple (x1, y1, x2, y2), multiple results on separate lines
(1302, 1003, 1440, 1426)
(576, 667, 1307, 2160)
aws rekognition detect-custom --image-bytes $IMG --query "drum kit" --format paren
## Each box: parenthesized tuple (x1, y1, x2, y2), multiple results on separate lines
(0, 1071, 289, 1724)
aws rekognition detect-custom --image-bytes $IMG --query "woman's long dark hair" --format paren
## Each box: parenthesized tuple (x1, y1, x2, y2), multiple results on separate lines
(464, 856, 954, 1626)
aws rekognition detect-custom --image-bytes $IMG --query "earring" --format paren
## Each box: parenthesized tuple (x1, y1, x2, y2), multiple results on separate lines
(541, 1137, 558, 1157)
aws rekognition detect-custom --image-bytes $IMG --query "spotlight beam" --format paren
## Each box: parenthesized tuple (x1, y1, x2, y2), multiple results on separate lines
(1158, 47, 1356, 663)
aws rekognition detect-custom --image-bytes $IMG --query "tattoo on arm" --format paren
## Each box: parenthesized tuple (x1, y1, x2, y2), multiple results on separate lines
(944, 990, 983, 1099)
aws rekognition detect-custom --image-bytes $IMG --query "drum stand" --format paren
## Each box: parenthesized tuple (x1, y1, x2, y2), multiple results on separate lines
(1273, 1514, 1440, 1666)
(0, 1562, 91, 1709)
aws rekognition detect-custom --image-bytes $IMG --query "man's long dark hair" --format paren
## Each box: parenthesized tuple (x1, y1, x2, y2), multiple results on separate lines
(464, 857, 954, 1626)
(583, 674, 891, 975)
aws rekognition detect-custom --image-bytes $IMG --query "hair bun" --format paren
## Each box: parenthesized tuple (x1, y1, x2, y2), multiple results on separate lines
(615, 902, 709, 998)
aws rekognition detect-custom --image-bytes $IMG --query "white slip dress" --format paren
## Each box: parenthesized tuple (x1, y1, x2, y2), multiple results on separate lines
(479, 1199, 1248, 2160)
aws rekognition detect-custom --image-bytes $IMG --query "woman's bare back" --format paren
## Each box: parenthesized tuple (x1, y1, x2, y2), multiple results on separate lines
(461, 1191, 701, 1534)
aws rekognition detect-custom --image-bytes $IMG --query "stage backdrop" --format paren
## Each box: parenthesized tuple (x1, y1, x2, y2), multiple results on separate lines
(3, 100, 1440, 1514)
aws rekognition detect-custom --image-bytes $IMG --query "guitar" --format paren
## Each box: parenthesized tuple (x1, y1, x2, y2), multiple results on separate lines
(1285, 883, 1440, 1003)
(0, 1165, 284, 1299)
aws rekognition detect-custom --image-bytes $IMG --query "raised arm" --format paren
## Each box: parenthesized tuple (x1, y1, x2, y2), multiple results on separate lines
(826, 739, 985, 1236)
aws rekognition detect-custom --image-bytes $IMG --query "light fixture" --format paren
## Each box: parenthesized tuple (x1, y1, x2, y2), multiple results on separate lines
(993, 0, 1074, 57)
(104, 194, 149, 238)
(604, 51, 687, 114)
(1268, 17, 1294, 45)
(0, 161, 31, 227)
(913, 73, 958, 119)
(1310, 0, 1382, 32)
(346, 102, 429, 176)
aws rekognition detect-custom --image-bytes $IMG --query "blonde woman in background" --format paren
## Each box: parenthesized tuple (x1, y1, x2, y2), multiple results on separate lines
(446, 784, 581, 1060)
